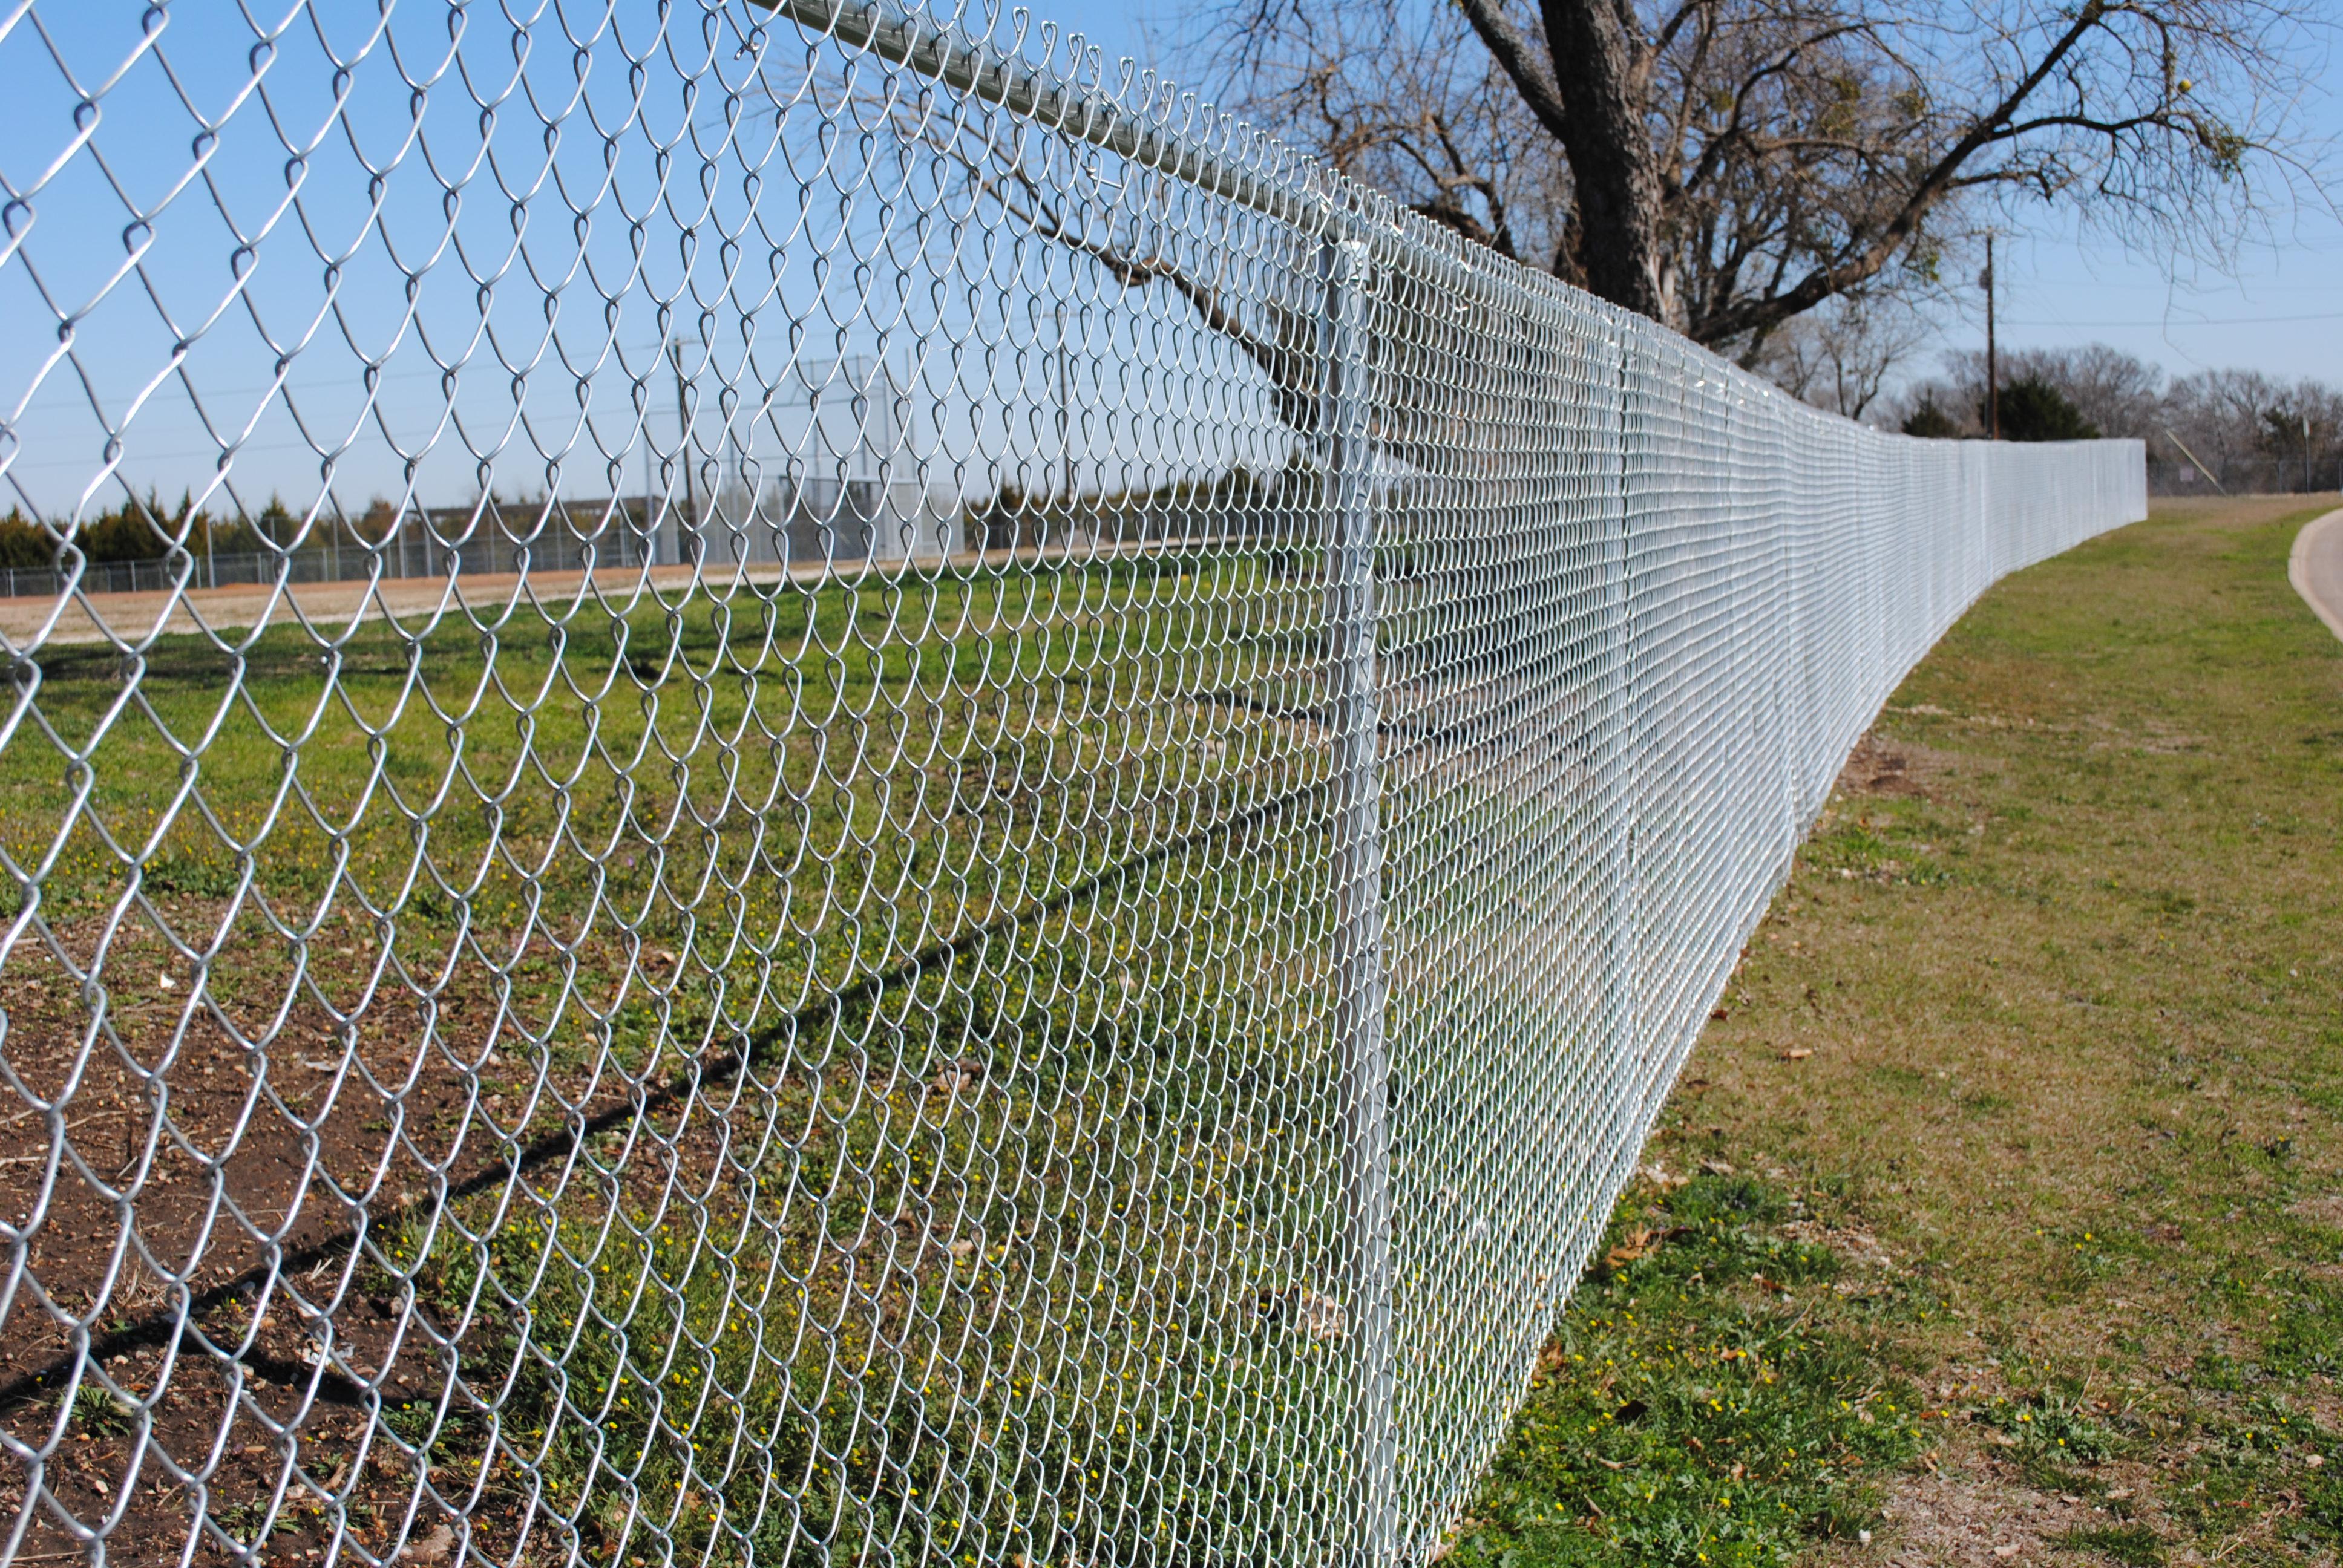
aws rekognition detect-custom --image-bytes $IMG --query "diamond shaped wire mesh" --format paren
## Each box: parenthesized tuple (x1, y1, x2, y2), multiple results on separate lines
(0, 1, 2142, 1563)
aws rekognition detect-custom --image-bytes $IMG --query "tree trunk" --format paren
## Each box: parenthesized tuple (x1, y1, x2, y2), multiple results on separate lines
(1539, 0, 1674, 324)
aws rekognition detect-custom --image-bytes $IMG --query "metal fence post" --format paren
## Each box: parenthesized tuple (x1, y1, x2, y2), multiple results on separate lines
(1323, 234, 1395, 1566)
(1602, 328, 1644, 1181)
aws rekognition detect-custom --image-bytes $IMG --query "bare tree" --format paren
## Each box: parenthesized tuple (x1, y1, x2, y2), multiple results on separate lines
(2022, 343, 2166, 440)
(1909, 342, 2166, 435)
(1878, 345, 2340, 486)
(2161, 365, 2342, 485)
(1751, 294, 1933, 417)
(1196, 0, 2329, 354)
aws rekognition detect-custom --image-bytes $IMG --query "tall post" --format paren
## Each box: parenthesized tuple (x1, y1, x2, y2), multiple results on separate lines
(1056, 302, 1074, 513)
(1984, 234, 1999, 441)
(1602, 323, 1645, 1237)
(672, 338, 696, 564)
(1323, 234, 1394, 1567)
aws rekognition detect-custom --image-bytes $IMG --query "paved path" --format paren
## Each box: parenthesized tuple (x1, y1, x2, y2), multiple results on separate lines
(0, 566, 732, 650)
(2292, 508, 2343, 647)
(0, 536, 1185, 650)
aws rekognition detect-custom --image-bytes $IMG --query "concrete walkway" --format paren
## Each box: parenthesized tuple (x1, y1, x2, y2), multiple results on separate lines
(0, 565, 751, 650)
(0, 535, 1189, 650)
(2292, 507, 2343, 646)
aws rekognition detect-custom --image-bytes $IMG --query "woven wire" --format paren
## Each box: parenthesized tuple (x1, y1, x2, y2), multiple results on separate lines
(0, 1, 2145, 1563)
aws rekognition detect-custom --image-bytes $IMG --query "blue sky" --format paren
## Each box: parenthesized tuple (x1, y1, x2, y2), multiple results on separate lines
(1987, 208, 2342, 386)
(1046, 0, 2343, 386)
(0, 0, 2332, 529)
(1, 0, 1295, 524)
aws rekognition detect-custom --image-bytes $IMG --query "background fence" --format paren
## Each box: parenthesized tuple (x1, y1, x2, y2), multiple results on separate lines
(0, 1, 2143, 1564)
(2146, 456, 2343, 497)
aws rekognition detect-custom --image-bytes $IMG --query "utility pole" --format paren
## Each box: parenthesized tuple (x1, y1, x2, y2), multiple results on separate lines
(1982, 234, 1999, 441)
(671, 336, 696, 565)
(1055, 302, 1073, 515)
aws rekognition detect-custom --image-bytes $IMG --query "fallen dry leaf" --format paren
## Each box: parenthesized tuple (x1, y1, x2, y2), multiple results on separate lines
(405, 1523, 454, 1564)
(1605, 1227, 1659, 1268)
(932, 1056, 987, 1094)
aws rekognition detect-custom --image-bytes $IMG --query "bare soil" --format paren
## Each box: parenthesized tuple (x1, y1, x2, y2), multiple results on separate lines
(0, 899, 733, 1563)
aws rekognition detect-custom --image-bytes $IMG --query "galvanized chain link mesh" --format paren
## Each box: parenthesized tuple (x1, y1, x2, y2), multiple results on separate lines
(0, 0, 2143, 1562)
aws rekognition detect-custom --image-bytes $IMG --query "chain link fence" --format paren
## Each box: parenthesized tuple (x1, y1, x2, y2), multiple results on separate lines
(2147, 457, 2341, 496)
(0, 0, 2142, 1563)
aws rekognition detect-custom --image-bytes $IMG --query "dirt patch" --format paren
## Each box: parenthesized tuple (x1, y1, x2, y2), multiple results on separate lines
(2289, 1191, 2343, 1230)
(1866, 1449, 2158, 1567)
(0, 899, 730, 1565)
(1834, 734, 1984, 800)
(1783, 1218, 1898, 1270)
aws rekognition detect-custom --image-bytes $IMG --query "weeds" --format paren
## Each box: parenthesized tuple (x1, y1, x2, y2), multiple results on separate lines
(2048, 1523, 2163, 1566)
(1447, 1174, 1922, 1567)
(70, 1383, 137, 1439)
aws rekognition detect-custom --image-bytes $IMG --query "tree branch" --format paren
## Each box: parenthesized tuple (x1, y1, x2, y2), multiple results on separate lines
(1452, 0, 1577, 146)
(1693, 0, 2125, 342)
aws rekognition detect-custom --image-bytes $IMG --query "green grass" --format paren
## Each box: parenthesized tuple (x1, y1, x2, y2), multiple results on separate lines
(8, 547, 1391, 1564)
(4, 554, 1319, 937)
(1455, 494, 2343, 1565)
(1446, 1174, 1925, 1567)
(2048, 1524, 2164, 1567)
(26, 494, 2341, 1563)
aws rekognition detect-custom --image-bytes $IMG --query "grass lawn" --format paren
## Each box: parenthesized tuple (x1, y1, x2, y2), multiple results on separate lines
(1452, 494, 2343, 1567)
(2, 550, 1372, 1564)
(19, 491, 2333, 1565)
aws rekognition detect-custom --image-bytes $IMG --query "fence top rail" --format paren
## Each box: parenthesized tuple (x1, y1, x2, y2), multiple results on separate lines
(753, 0, 1341, 237)
(750, 0, 1674, 348)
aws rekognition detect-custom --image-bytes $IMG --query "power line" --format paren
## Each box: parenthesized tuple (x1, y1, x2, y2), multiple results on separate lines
(2004, 310, 2343, 327)
(6, 345, 685, 418)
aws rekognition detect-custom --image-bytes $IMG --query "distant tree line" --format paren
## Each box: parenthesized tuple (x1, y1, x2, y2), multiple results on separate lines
(1879, 345, 2341, 491)
(0, 494, 413, 572)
